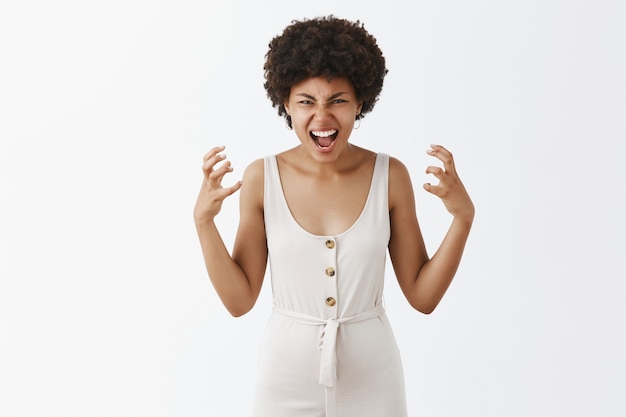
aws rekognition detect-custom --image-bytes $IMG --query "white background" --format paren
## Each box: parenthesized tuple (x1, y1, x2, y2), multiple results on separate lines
(1, 0, 625, 416)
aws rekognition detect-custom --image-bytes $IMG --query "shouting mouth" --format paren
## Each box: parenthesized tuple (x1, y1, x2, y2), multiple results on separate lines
(310, 130, 338, 152)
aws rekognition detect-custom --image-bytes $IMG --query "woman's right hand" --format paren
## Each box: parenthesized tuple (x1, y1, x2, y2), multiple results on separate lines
(193, 146, 242, 223)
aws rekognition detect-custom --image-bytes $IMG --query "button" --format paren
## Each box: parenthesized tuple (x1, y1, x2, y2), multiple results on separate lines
(325, 297, 336, 307)
(325, 240, 335, 249)
(325, 267, 335, 277)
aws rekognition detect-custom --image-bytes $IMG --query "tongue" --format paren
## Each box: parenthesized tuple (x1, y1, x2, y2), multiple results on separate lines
(318, 136, 333, 147)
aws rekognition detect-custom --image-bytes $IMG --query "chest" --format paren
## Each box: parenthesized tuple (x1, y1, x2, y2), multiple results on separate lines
(280, 171, 373, 236)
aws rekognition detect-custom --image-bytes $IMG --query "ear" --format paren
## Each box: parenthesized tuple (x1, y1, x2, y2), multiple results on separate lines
(284, 101, 291, 116)
(356, 100, 363, 116)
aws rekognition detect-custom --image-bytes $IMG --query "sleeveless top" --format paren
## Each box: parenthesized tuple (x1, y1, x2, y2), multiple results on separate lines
(254, 152, 407, 417)
(264, 153, 390, 319)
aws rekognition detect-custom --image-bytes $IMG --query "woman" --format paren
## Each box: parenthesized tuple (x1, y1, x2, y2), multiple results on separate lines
(193, 16, 474, 417)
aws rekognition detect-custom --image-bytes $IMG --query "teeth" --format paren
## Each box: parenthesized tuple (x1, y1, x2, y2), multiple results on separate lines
(311, 130, 337, 138)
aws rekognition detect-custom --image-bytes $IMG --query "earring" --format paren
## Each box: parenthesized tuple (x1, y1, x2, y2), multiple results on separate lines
(353, 117, 361, 130)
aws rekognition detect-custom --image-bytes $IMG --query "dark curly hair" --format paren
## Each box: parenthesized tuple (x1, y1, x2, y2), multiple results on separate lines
(264, 16, 388, 128)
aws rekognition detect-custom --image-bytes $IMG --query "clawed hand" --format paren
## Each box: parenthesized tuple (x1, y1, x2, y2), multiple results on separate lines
(423, 144, 474, 223)
(193, 146, 242, 222)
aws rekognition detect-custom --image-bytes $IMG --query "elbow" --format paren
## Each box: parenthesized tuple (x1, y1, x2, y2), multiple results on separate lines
(414, 305, 436, 315)
(226, 305, 252, 318)
(406, 285, 444, 315)
(219, 289, 259, 317)
(409, 299, 439, 315)
(225, 300, 255, 318)
(418, 305, 436, 315)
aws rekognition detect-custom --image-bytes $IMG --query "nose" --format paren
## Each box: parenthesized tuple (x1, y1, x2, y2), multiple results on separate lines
(314, 103, 330, 119)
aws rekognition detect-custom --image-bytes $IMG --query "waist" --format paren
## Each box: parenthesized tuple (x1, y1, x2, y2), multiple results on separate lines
(272, 303, 385, 326)
(272, 303, 386, 388)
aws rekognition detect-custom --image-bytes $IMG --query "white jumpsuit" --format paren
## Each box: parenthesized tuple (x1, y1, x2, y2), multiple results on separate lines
(252, 153, 408, 417)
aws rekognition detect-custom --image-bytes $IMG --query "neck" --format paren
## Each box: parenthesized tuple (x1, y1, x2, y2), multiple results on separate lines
(293, 143, 364, 175)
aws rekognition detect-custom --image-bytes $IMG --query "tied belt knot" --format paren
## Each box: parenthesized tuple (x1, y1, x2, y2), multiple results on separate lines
(273, 304, 386, 388)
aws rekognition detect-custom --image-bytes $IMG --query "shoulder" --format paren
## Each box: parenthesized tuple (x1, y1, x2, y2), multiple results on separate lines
(387, 155, 411, 184)
(242, 157, 265, 181)
(240, 158, 265, 209)
(387, 155, 415, 211)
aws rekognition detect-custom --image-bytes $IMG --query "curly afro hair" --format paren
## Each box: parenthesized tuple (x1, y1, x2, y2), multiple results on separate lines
(264, 15, 388, 128)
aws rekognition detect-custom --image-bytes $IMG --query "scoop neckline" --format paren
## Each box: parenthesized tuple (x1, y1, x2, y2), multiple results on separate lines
(270, 153, 381, 239)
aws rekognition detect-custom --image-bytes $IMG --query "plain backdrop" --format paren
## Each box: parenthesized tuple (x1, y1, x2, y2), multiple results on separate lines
(1, 0, 625, 416)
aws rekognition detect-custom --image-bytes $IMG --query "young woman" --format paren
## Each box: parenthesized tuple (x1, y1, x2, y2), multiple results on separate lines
(194, 16, 474, 417)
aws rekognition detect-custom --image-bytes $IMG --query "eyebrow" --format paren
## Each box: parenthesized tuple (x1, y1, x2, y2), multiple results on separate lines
(295, 92, 349, 101)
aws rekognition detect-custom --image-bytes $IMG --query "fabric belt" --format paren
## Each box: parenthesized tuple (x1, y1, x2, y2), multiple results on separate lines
(272, 304, 386, 388)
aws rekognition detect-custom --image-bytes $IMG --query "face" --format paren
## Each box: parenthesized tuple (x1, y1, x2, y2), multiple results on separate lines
(284, 76, 363, 162)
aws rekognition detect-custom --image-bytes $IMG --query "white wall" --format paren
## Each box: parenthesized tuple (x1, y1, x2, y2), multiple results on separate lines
(1, 0, 624, 416)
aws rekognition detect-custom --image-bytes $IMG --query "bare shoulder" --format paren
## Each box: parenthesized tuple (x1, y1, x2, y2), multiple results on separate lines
(388, 156, 415, 211)
(240, 158, 265, 210)
(388, 155, 411, 179)
(242, 157, 265, 181)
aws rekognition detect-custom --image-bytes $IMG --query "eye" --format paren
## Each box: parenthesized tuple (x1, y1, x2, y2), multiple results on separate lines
(331, 99, 347, 104)
(298, 100, 314, 105)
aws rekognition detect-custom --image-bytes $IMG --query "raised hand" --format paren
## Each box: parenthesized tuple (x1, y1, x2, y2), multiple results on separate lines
(193, 146, 242, 223)
(423, 144, 474, 223)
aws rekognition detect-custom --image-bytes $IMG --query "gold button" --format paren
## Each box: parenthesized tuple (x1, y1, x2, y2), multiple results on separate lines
(325, 267, 335, 277)
(325, 239, 335, 249)
(325, 297, 336, 307)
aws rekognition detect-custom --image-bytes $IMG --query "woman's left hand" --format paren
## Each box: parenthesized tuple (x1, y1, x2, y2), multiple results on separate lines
(423, 144, 475, 223)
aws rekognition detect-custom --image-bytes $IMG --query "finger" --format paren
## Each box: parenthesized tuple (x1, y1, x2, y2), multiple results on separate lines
(202, 153, 227, 176)
(427, 144, 457, 176)
(225, 180, 243, 196)
(208, 161, 234, 184)
(218, 181, 243, 202)
(425, 165, 445, 180)
(202, 154, 226, 171)
(423, 182, 445, 198)
(203, 145, 226, 162)
(424, 182, 437, 195)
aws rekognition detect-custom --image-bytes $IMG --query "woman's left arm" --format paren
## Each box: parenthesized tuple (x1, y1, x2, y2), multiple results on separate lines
(388, 145, 474, 314)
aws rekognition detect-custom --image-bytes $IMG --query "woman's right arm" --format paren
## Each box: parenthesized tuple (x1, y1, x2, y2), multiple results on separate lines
(193, 146, 267, 317)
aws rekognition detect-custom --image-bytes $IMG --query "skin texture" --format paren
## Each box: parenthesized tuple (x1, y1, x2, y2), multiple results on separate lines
(193, 75, 474, 317)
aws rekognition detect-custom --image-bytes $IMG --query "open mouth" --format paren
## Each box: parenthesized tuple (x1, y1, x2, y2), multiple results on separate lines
(310, 130, 338, 150)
